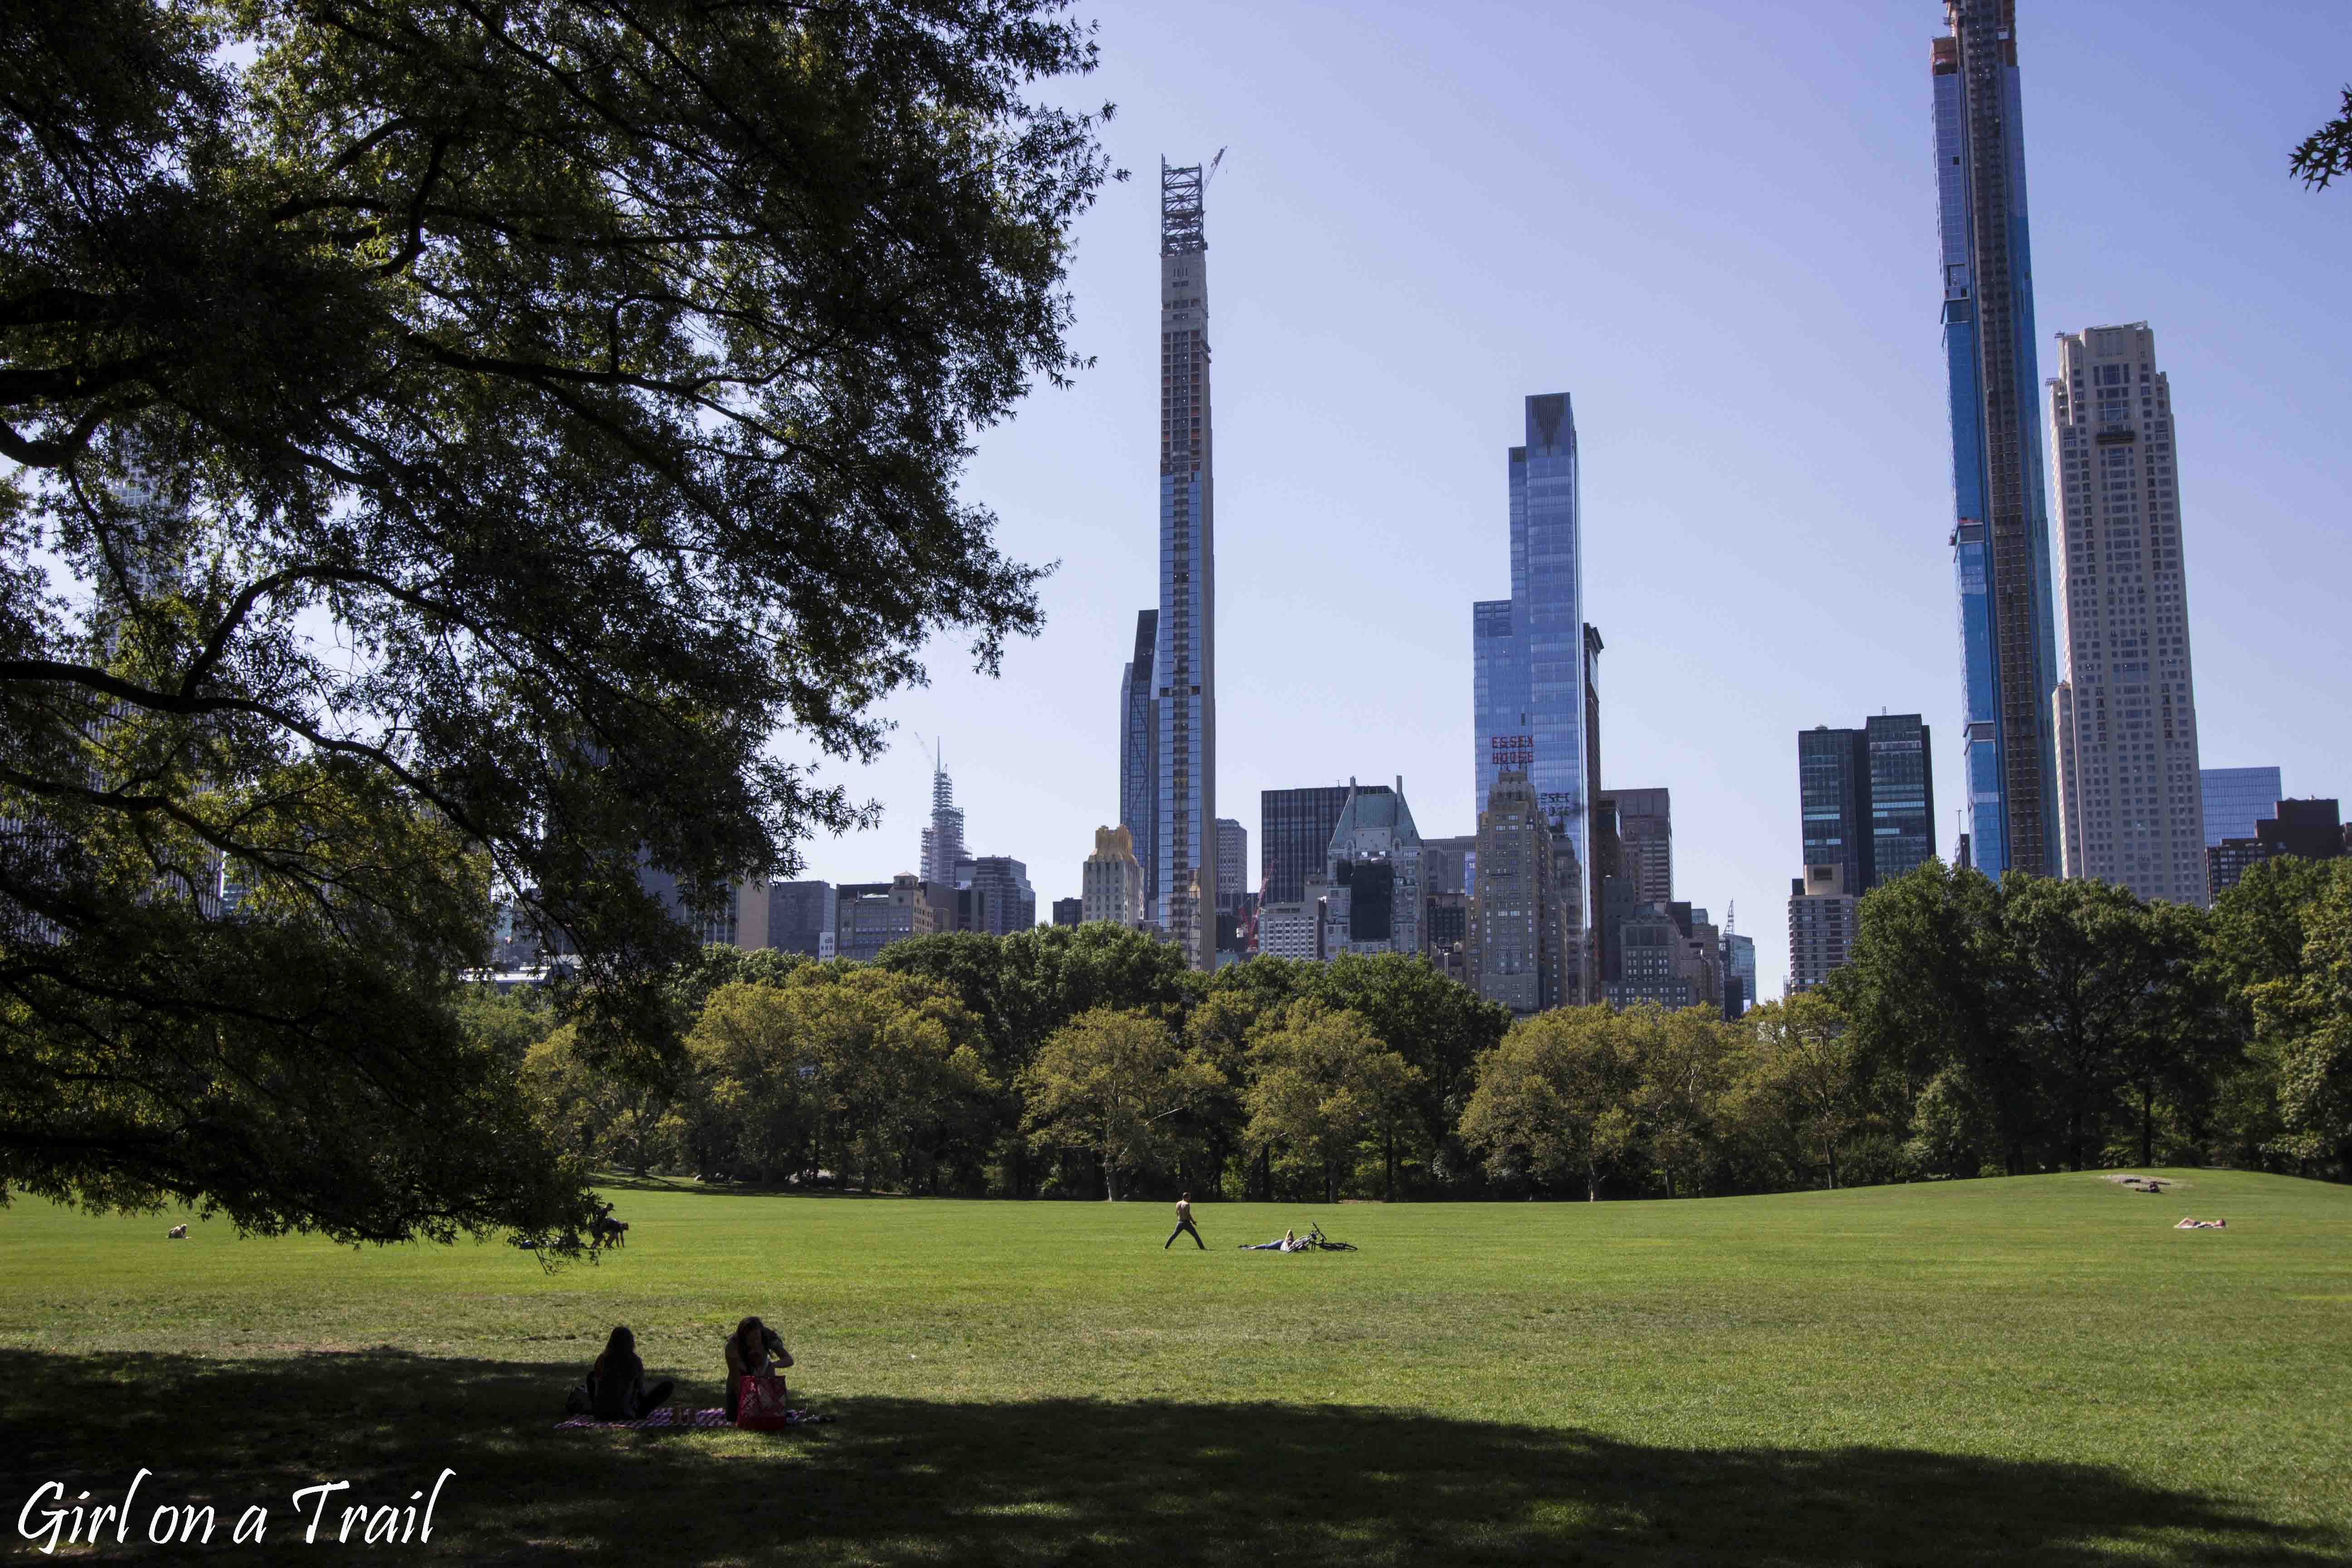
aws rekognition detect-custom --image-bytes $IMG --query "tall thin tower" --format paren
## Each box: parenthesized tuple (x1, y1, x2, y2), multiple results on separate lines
(1154, 158, 1217, 969)
(1933, 0, 2060, 877)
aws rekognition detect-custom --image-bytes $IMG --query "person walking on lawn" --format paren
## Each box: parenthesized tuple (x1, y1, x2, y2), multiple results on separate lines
(1165, 1192, 1205, 1250)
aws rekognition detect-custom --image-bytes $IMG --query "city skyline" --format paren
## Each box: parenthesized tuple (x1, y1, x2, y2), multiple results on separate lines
(768, 0, 2352, 1000)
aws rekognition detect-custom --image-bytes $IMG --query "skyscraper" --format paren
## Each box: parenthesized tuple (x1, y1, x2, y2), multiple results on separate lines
(1725, 931, 1758, 1018)
(1317, 778, 1423, 958)
(1867, 714, 1938, 882)
(1609, 788, 1673, 905)
(1083, 824, 1146, 928)
(1469, 769, 1575, 1015)
(961, 856, 1036, 936)
(918, 755, 966, 889)
(2048, 323, 2206, 906)
(1788, 863, 1859, 994)
(1154, 159, 1217, 969)
(2201, 766, 2281, 848)
(1934, 0, 2061, 878)
(1798, 727, 1870, 899)
(1260, 785, 1354, 907)
(1798, 715, 1937, 896)
(1118, 608, 1158, 917)
(1472, 393, 1590, 998)
(767, 880, 836, 958)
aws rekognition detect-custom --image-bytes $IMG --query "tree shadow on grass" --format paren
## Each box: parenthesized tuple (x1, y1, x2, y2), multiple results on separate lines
(0, 1348, 2336, 1566)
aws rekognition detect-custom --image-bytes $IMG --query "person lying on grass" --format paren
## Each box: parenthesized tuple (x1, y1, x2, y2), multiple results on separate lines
(587, 1325, 674, 1420)
(1240, 1229, 1305, 1252)
(725, 1315, 794, 1423)
(2175, 1217, 2228, 1229)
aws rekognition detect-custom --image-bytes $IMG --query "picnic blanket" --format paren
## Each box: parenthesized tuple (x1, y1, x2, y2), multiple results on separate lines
(554, 1406, 831, 1431)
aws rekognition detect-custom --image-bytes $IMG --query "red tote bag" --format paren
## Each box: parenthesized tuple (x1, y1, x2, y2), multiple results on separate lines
(735, 1375, 796, 1431)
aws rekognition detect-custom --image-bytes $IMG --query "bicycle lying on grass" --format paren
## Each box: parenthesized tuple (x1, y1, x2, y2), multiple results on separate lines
(1242, 1225, 1359, 1253)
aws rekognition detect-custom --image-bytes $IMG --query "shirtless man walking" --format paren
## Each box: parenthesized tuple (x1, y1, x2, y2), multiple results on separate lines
(1164, 1192, 1205, 1250)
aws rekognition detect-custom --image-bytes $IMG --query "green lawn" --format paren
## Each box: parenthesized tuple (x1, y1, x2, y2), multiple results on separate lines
(1, 1171, 2347, 1564)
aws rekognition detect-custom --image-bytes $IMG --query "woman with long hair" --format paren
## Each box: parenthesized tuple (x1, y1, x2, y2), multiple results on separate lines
(588, 1324, 675, 1421)
(724, 1315, 793, 1422)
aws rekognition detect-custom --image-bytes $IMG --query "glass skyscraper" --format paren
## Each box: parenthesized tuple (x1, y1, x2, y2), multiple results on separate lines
(1472, 394, 1588, 867)
(1153, 160, 1217, 967)
(1471, 394, 1588, 998)
(1933, 0, 2060, 878)
(1798, 715, 1936, 896)
(2201, 766, 2281, 848)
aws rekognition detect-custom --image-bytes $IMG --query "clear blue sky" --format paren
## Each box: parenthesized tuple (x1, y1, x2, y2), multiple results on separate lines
(782, 0, 2352, 998)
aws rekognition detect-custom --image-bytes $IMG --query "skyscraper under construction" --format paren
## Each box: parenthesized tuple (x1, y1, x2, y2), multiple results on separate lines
(1933, 0, 2060, 877)
(1153, 158, 1217, 968)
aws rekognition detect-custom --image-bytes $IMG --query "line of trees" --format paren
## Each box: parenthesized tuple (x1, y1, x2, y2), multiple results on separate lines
(488, 856, 2352, 1201)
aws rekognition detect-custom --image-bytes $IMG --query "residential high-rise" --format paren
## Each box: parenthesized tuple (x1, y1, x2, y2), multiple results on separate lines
(1051, 897, 1083, 927)
(1469, 769, 1574, 1015)
(918, 755, 967, 889)
(1317, 778, 1423, 958)
(2048, 324, 2206, 906)
(1788, 863, 1859, 993)
(1868, 714, 1939, 882)
(961, 856, 1035, 936)
(1421, 835, 1476, 897)
(1261, 786, 1353, 906)
(1118, 608, 1158, 918)
(1798, 715, 1937, 896)
(1798, 726, 1870, 899)
(1153, 158, 1218, 969)
(1083, 824, 1146, 928)
(1471, 395, 1591, 851)
(1215, 818, 1248, 919)
(2201, 766, 2282, 847)
(1934, 0, 2061, 878)
(1609, 788, 1673, 904)
(1471, 394, 1592, 1000)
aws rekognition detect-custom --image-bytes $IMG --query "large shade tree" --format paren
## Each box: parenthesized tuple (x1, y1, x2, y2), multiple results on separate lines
(0, 0, 1111, 1240)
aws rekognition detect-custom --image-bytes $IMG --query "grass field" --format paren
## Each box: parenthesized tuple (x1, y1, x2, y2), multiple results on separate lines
(2, 1170, 2348, 1564)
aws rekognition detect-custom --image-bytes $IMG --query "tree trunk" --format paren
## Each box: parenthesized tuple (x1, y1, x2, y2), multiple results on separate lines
(1383, 1132, 1396, 1202)
(2140, 1088, 2156, 1169)
(1104, 1151, 1119, 1202)
(1826, 1141, 1839, 1191)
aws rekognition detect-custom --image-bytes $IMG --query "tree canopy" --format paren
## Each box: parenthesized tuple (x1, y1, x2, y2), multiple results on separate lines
(0, 0, 1111, 1240)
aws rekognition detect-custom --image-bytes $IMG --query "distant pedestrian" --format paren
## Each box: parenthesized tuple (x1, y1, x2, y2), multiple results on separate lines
(1164, 1192, 1205, 1250)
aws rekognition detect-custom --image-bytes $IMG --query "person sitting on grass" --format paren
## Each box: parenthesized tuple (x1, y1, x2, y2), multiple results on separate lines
(724, 1315, 794, 1422)
(1240, 1228, 1303, 1252)
(588, 1325, 674, 1420)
